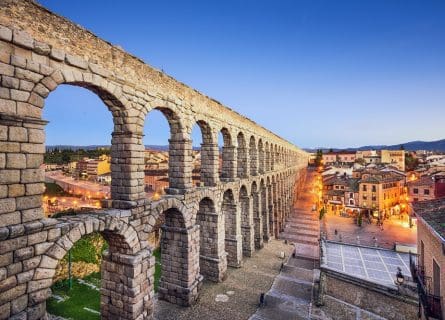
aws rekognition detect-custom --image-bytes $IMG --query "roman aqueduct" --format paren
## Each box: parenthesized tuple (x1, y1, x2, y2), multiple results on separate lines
(0, 1, 308, 319)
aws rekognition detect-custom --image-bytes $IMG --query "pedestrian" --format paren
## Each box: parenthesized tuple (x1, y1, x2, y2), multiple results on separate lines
(259, 293, 266, 307)
(380, 220, 384, 231)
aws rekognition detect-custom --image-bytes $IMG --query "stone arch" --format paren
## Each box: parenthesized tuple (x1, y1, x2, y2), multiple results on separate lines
(219, 127, 236, 181)
(196, 197, 227, 282)
(260, 179, 269, 241)
(191, 119, 218, 187)
(258, 139, 265, 174)
(265, 141, 271, 172)
(237, 132, 248, 178)
(270, 143, 275, 171)
(34, 71, 146, 208)
(239, 185, 254, 257)
(147, 105, 190, 191)
(223, 189, 242, 267)
(39, 214, 148, 320)
(249, 135, 258, 176)
(158, 205, 202, 306)
(146, 197, 191, 231)
(251, 181, 263, 249)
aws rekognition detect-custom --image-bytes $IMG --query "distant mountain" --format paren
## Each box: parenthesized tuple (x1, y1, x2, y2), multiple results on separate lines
(46, 145, 110, 151)
(46, 144, 202, 152)
(304, 139, 445, 153)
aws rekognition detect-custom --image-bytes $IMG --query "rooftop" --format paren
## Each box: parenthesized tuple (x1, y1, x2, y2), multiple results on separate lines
(412, 198, 445, 239)
(322, 241, 412, 288)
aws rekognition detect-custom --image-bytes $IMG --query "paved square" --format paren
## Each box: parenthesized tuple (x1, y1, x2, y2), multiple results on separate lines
(324, 241, 412, 287)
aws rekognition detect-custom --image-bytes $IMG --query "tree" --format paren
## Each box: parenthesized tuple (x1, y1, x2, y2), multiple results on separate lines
(405, 152, 419, 171)
(314, 149, 323, 166)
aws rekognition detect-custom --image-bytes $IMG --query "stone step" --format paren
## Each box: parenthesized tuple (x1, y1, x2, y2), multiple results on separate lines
(285, 224, 319, 232)
(281, 264, 315, 283)
(283, 228, 319, 237)
(261, 290, 311, 319)
(286, 256, 318, 270)
(293, 243, 320, 260)
(280, 234, 319, 246)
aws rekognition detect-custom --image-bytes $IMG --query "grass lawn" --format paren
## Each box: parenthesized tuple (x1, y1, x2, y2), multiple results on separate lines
(153, 247, 161, 291)
(47, 273, 101, 320)
(47, 248, 162, 319)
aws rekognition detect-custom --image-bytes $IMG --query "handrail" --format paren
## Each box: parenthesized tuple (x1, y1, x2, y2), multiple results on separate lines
(409, 253, 443, 320)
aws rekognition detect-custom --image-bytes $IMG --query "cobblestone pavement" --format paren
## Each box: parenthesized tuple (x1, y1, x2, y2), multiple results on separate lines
(250, 171, 322, 320)
(154, 239, 293, 320)
(321, 211, 417, 249)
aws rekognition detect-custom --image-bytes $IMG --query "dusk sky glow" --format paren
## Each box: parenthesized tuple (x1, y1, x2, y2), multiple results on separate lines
(40, 0, 445, 149)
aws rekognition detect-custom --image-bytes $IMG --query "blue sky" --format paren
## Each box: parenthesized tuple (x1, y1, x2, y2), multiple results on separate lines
(41, 0, 445, 149)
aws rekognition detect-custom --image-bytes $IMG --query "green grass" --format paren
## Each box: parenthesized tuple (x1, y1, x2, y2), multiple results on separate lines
(153, 247, 161, 291)
(62, 233, 107, 264)
(47, 273, 101, 320)
(47, 246, 162, 319)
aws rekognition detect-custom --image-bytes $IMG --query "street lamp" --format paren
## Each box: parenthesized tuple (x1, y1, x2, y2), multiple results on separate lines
(395, 267, 404, 285)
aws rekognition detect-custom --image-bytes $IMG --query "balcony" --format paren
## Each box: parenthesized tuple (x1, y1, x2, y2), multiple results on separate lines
(410, 254, 443, 320)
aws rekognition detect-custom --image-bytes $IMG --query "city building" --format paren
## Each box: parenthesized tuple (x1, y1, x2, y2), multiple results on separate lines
(356, 170, 406, 218)
(411, 199, 445, 320)
(356, 150, 381, 165)
(75, 155, 111, 181)
(381, 150, 406, 171)
(407, 174, 445, 202)
(322, 151, 356, 165)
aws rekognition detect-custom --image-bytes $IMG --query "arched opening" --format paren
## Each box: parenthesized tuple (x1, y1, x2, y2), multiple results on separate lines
(158, 207, 201, 306)
(223, 189, 242, 267)
(143, 108, 175, 200)
(219, 128, 235, 181)
(267, 177, 275, 237)
(42, 84, 114, 217)
(237, 132, 248, 178)
(197, 197, 227, 282)
(249, 136, 258, 176)
(270, 144, 275, 171)
(251, 181, 263, 249)
(260, 179, 270, 241)
(258, 139, 265, 174)
(240, 185, 254, 257)
(191, 120, 217, 187)
(44, 218, 147, 320)
(265, 142, 270, 172)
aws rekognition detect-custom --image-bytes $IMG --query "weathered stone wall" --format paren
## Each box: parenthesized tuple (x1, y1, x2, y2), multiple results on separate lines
(318, 269, 418, 320)
(417, 218, 445, 320)
(0, 1, 309, 319)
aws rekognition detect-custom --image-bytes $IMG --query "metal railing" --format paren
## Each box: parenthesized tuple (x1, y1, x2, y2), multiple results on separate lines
(410, 253, 443, 320)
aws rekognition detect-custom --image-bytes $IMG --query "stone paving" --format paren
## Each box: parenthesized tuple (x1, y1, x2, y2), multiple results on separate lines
(321, 211, 417, 249)
(250, 171, 321, 320)
(153, 239, 293, 320)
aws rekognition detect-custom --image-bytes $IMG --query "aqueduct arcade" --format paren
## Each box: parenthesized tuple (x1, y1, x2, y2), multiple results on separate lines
(0, 1, 308, 319)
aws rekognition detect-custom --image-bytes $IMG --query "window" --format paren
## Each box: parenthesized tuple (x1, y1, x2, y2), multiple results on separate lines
(362, 195, 367, 200)
(413, 188, 418, 194)
(433, 259, 441, 296)
(363, 185, 367, 192)
(372, 185, 376, 192)
(420, 240, 424, 267)
(372, 195, 376, 201)
(414, 198, 418, 202)
(350, 193, 353, 198)
(424, 189, 430, 195)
